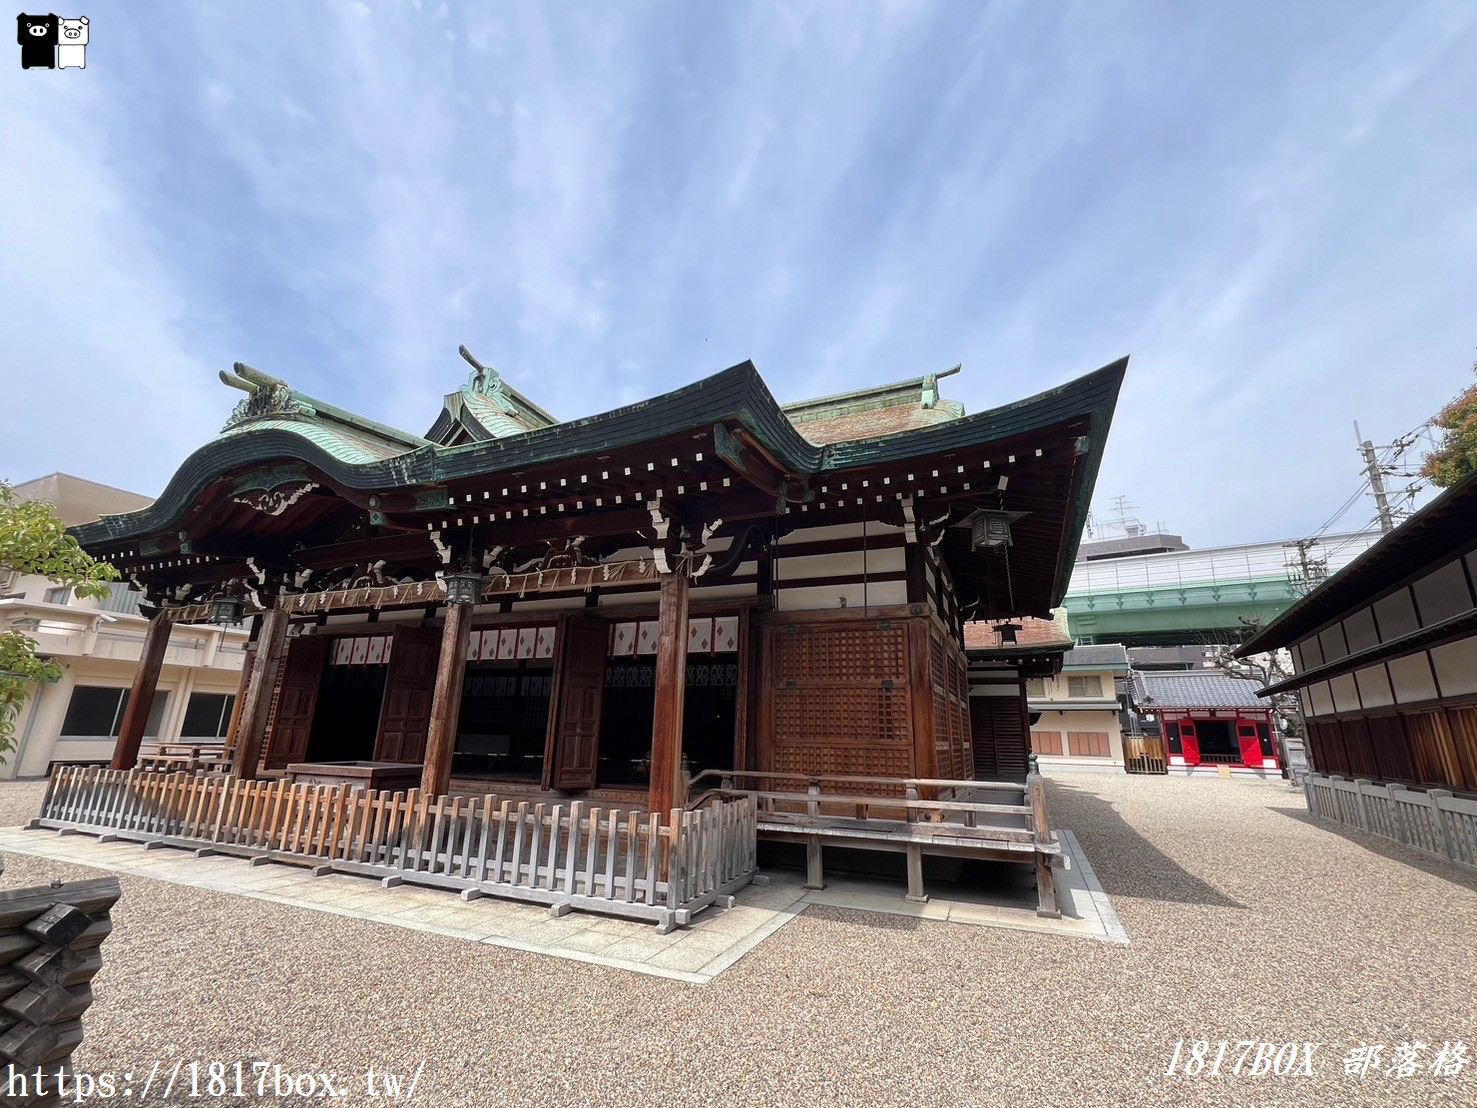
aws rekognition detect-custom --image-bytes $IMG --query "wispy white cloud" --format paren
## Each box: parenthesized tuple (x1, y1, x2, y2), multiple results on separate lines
(1, 0, 1474, 550)
(0, 70, 222, 486)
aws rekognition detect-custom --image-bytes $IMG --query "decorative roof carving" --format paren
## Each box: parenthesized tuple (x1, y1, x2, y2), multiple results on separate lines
(232, 482, 320, 516)
(425, 346, 560, 444)
(458, 345, 516, 415)
(219, 364, 317, 430)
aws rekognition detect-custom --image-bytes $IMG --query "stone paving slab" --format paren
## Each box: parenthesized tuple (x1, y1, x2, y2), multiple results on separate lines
(0, 822, 1125, 984)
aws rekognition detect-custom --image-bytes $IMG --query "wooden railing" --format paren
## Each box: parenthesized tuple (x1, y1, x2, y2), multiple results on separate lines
(687, 769, 1063, 917)
(1197, 751, 1244, 766)
(137, 741, 231, 774)
(35, 767, 757, 932)
(1305, 773, 1477, 872)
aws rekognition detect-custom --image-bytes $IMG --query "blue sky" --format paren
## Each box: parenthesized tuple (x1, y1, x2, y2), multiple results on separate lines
(3, 0, 1474, 547)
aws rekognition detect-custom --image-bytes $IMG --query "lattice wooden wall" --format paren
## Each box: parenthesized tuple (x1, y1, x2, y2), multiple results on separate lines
(764, 617, 915, 784)
(948, 641, 972, 776)
(928, 623, 973, 779)
(259, 647, 287, 771)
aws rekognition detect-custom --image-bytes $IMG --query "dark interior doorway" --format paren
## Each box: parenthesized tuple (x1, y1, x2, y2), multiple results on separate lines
(1196, 720, 1237, 761)
(597, 656, 738, 786)
(682, 658, 739, 775)
(453, 661, 554, 779)
(306, 664, 387, 761)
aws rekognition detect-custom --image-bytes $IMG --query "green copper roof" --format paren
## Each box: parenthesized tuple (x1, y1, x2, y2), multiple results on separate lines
(75, 355, 1126, 612)
(218, 362, 433, 462)
(425, 346, 559, 445)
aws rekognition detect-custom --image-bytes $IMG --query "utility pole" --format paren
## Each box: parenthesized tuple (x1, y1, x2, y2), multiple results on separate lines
(1284, 538, 1326, 594)
(1355, 422, 1396, 534)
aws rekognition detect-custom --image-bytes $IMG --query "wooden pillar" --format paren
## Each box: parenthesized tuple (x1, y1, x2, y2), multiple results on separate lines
(111, 611, 172, 770)
(1029, 771, 1060, 919)
(647, 572, 690, 820)
(231, 607, 289, 779)
(421, 601, 472, 798)
(907, 618, 940, 780)
(221, 644, 256, 758)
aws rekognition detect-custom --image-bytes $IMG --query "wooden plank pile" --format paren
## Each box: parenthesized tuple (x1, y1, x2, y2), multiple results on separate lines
(0, 875, 121, 1099)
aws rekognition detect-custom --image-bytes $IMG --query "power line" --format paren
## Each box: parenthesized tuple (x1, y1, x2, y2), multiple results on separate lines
(1306, 478, 1371, 542)
(1325, 518, 1384, 557)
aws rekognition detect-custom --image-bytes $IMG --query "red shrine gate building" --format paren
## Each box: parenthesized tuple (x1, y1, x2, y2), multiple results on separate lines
(71, 350, 1124, 817)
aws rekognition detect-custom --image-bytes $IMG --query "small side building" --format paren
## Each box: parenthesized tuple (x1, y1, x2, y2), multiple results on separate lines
(1237, 469, 1477, 793)
(1026, 644, 1130, 772)
(1134, 671, 1279, 778)
(963, 616, 1073, 780)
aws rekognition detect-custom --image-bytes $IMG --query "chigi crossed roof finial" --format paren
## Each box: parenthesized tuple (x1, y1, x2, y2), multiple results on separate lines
(458, 344, 514, 413)
(218, 362, 317, 429)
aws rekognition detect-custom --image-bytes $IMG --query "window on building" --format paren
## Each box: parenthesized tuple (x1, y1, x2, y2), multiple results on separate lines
(44, 586, 72, 606)
(59, 687, 168, 738)
(1025, 678, 1045, 698)
(1030, 731, 1063, 755)
(1067, 674, 1102, 698)
(1068, 731, 1111, 757)
(180, 692, 235, 740)
(98, 581, 144, 615)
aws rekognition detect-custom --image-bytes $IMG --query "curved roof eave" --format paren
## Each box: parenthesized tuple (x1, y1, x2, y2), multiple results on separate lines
(73, 356, 1126, 552)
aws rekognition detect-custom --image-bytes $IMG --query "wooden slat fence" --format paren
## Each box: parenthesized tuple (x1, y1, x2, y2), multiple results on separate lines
(1304, 773, 1477, 872)
(35, 767, 757, 932)
(1123, 736, 1167, 775)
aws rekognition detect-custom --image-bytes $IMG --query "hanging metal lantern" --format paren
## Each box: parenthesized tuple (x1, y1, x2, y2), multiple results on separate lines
(208, 594, 246, 626)
(442, 569, 484, 607)
(996, 621, 1022, 645)
(970, 509, 1017, 549)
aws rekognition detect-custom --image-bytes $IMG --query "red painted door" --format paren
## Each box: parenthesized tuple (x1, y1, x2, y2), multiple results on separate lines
(375, 627, 440, 763)
(1179, 719, 1201, 766)
(264, 634, 329, 768)
(1236, 720, 1263, 768)
(553, 618, 606, 791)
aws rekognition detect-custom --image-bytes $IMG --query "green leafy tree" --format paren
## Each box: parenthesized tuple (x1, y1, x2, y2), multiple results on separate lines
(0, 481, 120, 762)
(1421, 362, 1477, 489)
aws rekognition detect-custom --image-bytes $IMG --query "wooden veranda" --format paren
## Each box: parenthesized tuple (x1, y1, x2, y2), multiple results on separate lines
(688, 768, 1065, 917)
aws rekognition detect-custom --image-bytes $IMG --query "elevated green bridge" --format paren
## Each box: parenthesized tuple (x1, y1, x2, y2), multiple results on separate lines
(1063, 532, 1382, 647)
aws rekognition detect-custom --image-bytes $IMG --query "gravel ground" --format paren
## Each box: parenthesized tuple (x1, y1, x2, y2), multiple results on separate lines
(1, 773, 1473, 1107)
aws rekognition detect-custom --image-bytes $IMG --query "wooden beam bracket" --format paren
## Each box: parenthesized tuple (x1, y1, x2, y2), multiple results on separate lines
(713, 423, 811, 505)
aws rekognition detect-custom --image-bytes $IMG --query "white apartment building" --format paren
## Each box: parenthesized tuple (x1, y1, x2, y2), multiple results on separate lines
(1, 474, 249, 779)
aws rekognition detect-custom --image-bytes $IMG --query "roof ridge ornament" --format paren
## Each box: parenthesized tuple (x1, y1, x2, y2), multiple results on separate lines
(458, 344, 515, 414)
(220, 362, 317, 430)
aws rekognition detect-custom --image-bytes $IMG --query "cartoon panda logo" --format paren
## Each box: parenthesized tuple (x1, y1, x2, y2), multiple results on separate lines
(17, 13, 58, 70)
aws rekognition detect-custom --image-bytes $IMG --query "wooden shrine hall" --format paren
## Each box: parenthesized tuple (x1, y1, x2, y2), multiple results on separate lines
(69, 349, 1124, 828)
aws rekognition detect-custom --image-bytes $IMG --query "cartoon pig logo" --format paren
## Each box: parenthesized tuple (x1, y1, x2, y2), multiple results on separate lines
(57, 15, 87, 69)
